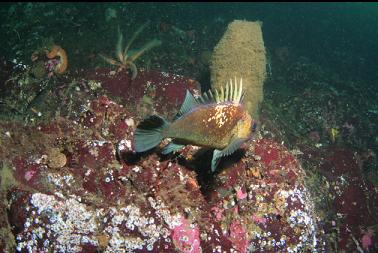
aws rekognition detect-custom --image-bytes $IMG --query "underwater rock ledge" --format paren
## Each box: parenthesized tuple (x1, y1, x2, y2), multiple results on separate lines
(0, 69, 323, 252)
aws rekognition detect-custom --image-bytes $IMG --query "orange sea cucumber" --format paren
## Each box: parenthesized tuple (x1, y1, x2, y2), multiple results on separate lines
(46, 45, 68, 74)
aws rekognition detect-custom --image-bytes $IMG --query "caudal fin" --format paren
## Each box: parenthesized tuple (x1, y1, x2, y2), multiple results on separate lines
(134, 115, 169, 152)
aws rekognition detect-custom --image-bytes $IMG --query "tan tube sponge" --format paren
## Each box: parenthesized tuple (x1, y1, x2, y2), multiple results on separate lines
(210, 20, 267, 117)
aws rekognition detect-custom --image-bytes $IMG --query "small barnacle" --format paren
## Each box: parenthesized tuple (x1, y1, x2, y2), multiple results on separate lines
(253, 154, 261, 161)
(200, 232, 208, 240)
(280, 235, 287, 245)
(161, 228, 170, 238)
(43, 239, 50, 247)
(271, 238, 276, 246)
(214, 245, 222, 252)
(146, 243, 154, 251)
(132, 166, 141, 173)
(24, 221, 31, 228)
(125, 118, 135, 127)
(180, 235, 189, 242)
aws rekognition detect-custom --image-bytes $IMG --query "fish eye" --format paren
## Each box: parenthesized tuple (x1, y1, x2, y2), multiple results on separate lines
(251, 121, 257, 133)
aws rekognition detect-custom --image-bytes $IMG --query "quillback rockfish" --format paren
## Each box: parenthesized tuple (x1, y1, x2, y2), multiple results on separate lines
(134, 77, 255, 172)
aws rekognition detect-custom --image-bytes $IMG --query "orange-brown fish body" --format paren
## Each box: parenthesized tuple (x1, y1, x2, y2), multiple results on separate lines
(134, 77, 253, 172)
(165, 102, 252, 149)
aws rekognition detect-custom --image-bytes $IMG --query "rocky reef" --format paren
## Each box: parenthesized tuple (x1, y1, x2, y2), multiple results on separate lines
(0, 68, 326, 252)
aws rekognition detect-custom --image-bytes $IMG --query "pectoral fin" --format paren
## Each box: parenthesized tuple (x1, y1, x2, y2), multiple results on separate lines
(211, 138, 248, 172)
(162, 142, 185, 155)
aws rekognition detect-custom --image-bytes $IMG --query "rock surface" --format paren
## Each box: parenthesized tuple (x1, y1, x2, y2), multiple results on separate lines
(1, 69, 324, 252)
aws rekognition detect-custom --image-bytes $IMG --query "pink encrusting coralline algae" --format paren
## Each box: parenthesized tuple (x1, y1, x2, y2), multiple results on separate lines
(24, 170, 37, 181)
(172, 216, 201, 253)
(361, 230, 374, 251)
(229, 219, 248, 253)
(236, 187, 248, 200)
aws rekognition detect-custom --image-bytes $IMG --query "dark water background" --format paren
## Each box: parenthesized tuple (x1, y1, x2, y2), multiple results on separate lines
(1, 2, 378, 86)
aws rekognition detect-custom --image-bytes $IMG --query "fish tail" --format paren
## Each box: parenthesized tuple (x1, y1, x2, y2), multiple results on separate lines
(134, 115, 169, 152)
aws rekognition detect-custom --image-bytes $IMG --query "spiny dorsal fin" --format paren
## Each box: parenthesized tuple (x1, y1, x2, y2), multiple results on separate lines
(202, 92, 210, 102)
(175, 78, 245, 118)
(197, 77, 245, 105)
(174, 90, 200, 120)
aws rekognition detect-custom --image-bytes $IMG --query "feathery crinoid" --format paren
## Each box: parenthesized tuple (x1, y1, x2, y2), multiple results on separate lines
(99, 21, 162, 80)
